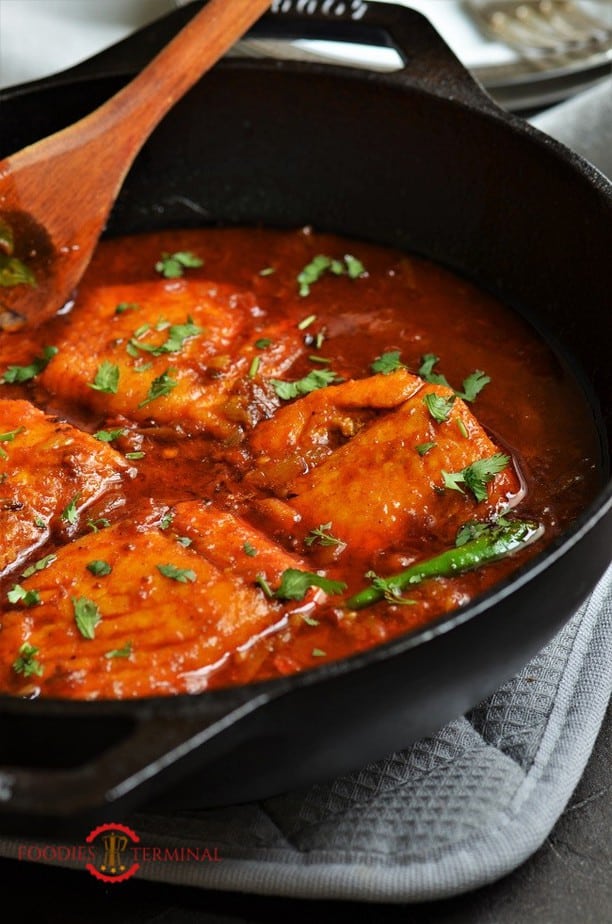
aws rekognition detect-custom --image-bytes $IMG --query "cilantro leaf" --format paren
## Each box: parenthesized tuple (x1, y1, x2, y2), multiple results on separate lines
(274, 568, 347, 601)
(72, 596, 102, 639)
(304, 523, 345, 548)
(462, 453, 511, 502)
(93, 427, 126, 443)
(104, 641, 133, 660)
(7, 584, 41, 607)
(128, 317, 202, 357)
(423, 392, 455, 422)
(86, 560, 112, 577)
(416, 441, 436, 456)
(364, 571, 417, 605)
(60, 493, 80, 526)
(0, 345, 57, 384)
(21, 553, 56, 578)
(418, 353, 450, 387)
(89, 361, 119, 394)
(455, 370, 491, 402)
(370, 351, 405, 375)
(12, 642, 43, 678)
(297, 254, 366, 296)
(138, 368, 178, 407)
(270, 368, 338, 400)
(455, 520, 492, 547)
(441, 452, 511, 503)
(156, 563, 197, 583)
(243, 541, 258, 557)
(0, 427, 24, 443)
(344, 254, 366, 278)
(155, 251, 203, 279)
(0, 254, 36, 288)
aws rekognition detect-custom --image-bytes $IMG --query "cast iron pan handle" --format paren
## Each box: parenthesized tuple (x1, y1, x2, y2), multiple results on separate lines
(0, 687, 276, 834)
(7, 0, 500, 115)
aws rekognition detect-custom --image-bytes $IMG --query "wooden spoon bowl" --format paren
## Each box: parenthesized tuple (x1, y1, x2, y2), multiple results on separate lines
(0, 0, 271, 331)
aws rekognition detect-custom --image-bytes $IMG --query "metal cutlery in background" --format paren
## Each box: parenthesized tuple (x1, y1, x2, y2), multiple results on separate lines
(463, 0, 612, 55)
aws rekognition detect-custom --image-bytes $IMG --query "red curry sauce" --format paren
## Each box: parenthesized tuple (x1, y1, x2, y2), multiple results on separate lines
(0, 227, 601, 699)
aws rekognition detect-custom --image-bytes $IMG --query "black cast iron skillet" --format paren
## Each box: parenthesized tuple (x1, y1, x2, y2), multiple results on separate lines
(0, 1, 610, 837)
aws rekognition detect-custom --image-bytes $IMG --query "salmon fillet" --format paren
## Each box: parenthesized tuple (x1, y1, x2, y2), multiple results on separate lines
(41, 279, 302, 436)
(250, 374, 522, 555)
(0, 399, 127, 576)
(0, 505, 315, 699)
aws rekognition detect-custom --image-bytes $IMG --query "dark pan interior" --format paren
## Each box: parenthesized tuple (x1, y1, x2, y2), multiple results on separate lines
(0, 28, 610, 830)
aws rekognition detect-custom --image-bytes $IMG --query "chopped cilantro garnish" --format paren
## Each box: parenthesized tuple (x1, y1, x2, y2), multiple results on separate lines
(87, 517, 110, 533)
(72, 596, 102, 639)
(416, 441, 436, 456)
(176, 536, 192, 548)
(255, 574, 274, 598)
(22, 553, 56, 578)
(370, 351, 405, 375)
(441, 452, 511, 502)
(0, 345, 58, 384)
(128, 317, 202, 357)
(0, 254, 36, 288)
(125, 451, 145, 460)
(93, 427, 126, 443)
(89, 361, 120, 394)
(344, 254, 366, 278)
(270, 368, 338, 400)
(86, 560, 112, 577)
(302, 614, 320, 626)
(243, 541, 258, 557)
(138, 368, 178, 407)
(423, 392, 455, 423)
(457, 418, 469, 438)
(13, 642, 43, 678)
(7, 584, 41, 606)
(255, 338, 272, 349)
(297, 254, 365, 296)
(312, 648, 327, 658)
(418, 353, 451, 387)
(156, 563, 197, 583)
(159, 511, 174, 530)
(455, 520, 492, 547)
(115, 302, 140, 315)
(304, 522, 344, 548)
(274, 568, 347, 601)
(155, 251, 203, 279)
(418, 354, 490, 402)
(364, 571, 417, 605)
(104, 641, 133, 660)
(455, 370, 491, 402)
(248, 356, 261, 379)
(297, 314, 317, 331)
(60, 493, 80, 526)
(0, 427, 24, 443)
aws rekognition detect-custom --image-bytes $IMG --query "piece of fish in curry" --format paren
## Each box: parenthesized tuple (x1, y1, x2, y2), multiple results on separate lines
(250, 373, 522, 555)
(0, 399, 127, 576)
(0, 506, 314, 699)
(41, 279, 302, 436)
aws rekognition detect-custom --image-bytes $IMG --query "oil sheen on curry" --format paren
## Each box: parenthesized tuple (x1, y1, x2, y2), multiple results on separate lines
(0, 227, 601, 700)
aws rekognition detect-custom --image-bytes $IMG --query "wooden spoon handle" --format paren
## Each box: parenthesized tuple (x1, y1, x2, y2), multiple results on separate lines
(97, 0, 273, 163)
(9, 0, 272, 178)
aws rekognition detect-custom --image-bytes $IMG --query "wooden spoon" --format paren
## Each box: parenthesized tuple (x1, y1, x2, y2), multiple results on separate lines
(0, 0, 271, 331)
